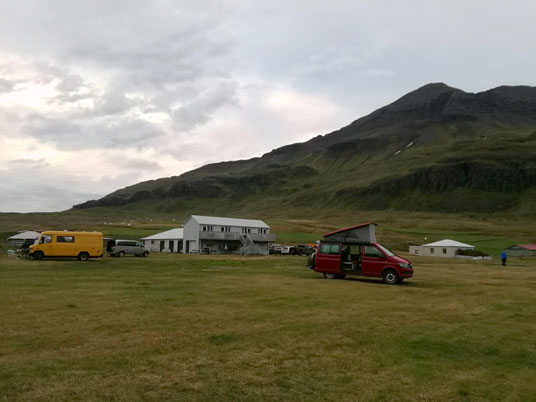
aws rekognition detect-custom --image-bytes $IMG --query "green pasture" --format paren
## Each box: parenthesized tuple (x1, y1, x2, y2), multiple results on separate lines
(1, 253, 536, 402)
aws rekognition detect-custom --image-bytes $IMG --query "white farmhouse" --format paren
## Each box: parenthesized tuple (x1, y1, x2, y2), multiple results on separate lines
(141, 228, 183, 253)
(7, 230, 41, 249)
(409, 239, 474, 258)
(182, 215, 275, 255)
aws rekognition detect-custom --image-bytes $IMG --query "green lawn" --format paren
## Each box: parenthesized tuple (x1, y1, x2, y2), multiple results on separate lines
(1, 253, 536, 401)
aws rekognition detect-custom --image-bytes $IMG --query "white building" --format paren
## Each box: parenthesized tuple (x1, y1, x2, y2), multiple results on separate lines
(182, 215, 275, 255)
(409, 239, 475, 258)
(141, 228, 183, 253)
(7, 230, 41, 249)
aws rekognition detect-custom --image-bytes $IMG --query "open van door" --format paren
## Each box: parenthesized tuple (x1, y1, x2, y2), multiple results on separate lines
(341, 244, 362, 274)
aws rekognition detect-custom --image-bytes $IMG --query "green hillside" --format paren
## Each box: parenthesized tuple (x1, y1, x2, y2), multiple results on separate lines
(73, 83, 536, 216)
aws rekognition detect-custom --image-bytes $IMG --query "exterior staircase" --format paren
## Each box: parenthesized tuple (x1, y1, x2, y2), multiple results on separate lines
(239, 234, 254, 255)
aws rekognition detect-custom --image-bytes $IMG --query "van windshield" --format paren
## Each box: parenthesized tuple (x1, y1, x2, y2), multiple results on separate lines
(376, 243, 396, 257)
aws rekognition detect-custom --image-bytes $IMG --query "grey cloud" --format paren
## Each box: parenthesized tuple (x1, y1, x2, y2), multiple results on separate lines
(0, 165, 143, 212)
(56, 74, 85, 92)
(8, 158, 50, 168)
(0, 78, 17, 92)
(23, 114, 165, 150)
(91, 90, 132, 116)
(117, 158, 162, 172)
(172, 79, 238, 131)
(0, 168, 98, 212)
(0, 1, 239, 142)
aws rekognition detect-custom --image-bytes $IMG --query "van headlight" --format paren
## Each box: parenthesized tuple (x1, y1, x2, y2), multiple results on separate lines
(398, 263, 412, 268)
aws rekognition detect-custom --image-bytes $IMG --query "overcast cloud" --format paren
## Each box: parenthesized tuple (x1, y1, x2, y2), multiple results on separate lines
(1, 0, 535, 212)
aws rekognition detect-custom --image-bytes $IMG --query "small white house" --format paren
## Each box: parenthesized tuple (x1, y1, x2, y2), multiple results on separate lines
(182, 215, 275, 255)
(409, 239, 474, 258)
(141, 228, 183, 253)
(7, 230, 41, 249)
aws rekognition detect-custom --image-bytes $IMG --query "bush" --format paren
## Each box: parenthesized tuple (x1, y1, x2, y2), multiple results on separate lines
(456, 248, 489, 257)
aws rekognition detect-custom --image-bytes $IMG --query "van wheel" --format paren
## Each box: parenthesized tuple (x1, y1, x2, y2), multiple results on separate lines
(78, 252, 89, 261)
(118, 251, 125, 258)
(382, 269, 399, 285)
(142, 251, 149, 257)
(323, 273, 337, 279)
(33, 251, 44, 260)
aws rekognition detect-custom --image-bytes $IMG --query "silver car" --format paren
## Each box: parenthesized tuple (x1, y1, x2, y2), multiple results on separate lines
(109, 239, 149, 257)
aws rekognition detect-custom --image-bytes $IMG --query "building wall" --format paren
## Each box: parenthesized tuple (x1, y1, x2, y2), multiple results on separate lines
(143, 239, 183, 253)
(183, 218, 201, 253)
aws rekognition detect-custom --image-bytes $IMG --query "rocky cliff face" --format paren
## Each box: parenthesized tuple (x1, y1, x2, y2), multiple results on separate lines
(73, 84, 536, 214)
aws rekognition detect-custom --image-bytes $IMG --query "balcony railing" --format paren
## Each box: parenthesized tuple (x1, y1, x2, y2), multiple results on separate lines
(199, 232, 276, 242)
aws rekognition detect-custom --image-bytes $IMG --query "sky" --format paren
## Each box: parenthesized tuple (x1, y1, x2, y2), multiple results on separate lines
(1, 0, 535, 212)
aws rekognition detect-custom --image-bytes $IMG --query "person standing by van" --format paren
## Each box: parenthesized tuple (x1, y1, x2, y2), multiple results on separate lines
(501, 251, 507, 266)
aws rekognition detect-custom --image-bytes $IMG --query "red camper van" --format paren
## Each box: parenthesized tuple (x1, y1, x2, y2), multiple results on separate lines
(311, 223, 413, 284)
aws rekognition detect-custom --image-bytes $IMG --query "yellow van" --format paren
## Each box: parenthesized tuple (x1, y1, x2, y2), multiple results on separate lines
(29, 231, 103, 261)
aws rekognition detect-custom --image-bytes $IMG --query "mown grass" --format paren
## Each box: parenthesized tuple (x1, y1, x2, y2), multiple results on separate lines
(1, 253, 536, 401)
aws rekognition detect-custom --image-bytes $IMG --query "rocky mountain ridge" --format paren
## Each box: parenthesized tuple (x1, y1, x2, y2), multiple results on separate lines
(74, 83, 536, 214)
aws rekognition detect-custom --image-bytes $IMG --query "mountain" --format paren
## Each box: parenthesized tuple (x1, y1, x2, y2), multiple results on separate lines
(74, 83, 536, 215)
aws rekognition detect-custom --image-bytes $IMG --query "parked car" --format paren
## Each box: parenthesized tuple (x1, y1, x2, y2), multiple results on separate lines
(269, 244, 284, 255)
(109, 239, 149, 257)
(313, 241, 413, 284)
(294, 244, 315, 256)
(280, 246, 291, 254)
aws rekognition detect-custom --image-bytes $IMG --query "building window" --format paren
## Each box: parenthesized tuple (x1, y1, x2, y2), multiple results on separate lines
(202, 226, 207, 231)
(151, 240, 154, 245)
(430, 248, 434, 254)
(443, 248, 447, 254)
(415, 249, 419, 255)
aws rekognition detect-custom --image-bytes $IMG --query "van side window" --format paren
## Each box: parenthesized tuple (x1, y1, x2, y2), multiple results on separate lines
(319, 243, 340, 255)
(57, 236, 75, 243)
(40, 235, 52, 244)
(364, 246, 384, 258)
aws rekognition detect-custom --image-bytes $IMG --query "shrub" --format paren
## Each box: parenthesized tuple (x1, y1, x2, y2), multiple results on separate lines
(456, 248, 489, 257)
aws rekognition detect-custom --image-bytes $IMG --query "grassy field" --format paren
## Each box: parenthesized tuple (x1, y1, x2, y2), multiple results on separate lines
(1, 252, 536, 402)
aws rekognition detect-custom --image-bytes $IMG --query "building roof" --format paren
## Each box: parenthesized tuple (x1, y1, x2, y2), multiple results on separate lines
(187, 215, 270, 229)
(141, 228, 183, 240)
(422, 239, 474, 248)
(7, 230, 41, 240)
(511, 243, 536, 251)
(322, 222, 375, 238)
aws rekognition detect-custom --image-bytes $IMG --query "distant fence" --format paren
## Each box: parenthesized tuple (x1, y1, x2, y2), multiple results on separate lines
(454, 255, 492, 261)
